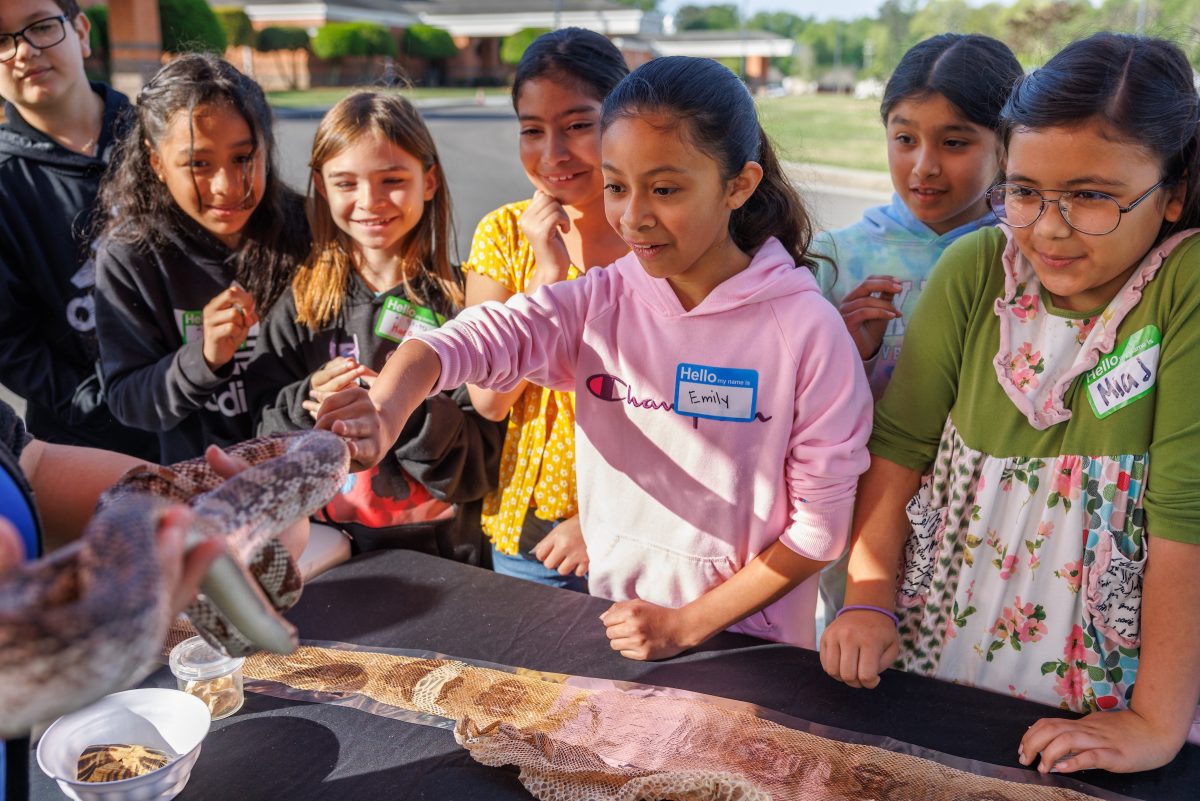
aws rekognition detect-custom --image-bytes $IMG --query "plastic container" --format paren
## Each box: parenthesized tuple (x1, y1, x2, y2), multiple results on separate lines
(36, 688, 210, 801)
(168, 636, 245, 720)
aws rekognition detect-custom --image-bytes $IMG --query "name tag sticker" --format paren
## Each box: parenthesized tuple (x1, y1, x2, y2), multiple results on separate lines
(176, 309, 203, 345)
(374, 296, 447, 344)
(673, 363, 758, 422)
(1086, 325, 1161, 419)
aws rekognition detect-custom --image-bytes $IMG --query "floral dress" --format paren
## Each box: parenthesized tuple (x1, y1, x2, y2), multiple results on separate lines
(872, 226, 1200, 726)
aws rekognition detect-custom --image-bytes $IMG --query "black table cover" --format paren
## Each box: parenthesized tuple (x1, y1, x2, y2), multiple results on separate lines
(29, 550, 1200, 800)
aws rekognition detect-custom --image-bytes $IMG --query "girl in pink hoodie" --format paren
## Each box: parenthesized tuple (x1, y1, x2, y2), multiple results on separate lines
(318, 57, 874, 658)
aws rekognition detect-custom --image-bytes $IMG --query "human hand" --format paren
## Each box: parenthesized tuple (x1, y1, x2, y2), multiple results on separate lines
(1019, 709, 1187, 774)
(205, 445, 310, 560)
(304, 361, 379, 419)
(202, 281, 257, 371)
(154, 505, 226, 619)
(311, 357, 370, 394)
(600, 599, 699, 661)
(838, 276, 902, 360)
(819, 609, 900, 689)
(520, 190, 572, 289)
(532, 515, 588, 577)
(0, 516, 26, 571)
(314, 385, 388, 471)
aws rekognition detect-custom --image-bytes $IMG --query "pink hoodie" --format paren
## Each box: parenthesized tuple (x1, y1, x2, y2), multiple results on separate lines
(419, 238, 872, 647)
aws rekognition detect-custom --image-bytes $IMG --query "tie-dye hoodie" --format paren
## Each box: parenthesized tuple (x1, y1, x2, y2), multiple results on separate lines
(813, 194, 995, 399)
(417, 238, 872, 648)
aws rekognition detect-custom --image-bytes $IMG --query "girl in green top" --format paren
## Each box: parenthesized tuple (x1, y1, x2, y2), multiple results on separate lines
(823, 33, 1200, 775)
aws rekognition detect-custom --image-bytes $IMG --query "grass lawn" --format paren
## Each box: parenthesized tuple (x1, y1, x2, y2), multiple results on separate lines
(267, 86, 505, 108)
(757, 94, 888, 173)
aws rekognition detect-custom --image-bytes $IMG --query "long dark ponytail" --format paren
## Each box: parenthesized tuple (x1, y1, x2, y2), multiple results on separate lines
(601, 56, 820, 271)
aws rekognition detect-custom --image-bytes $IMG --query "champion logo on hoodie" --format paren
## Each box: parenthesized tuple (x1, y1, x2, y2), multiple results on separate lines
(586, 371, 772, 429)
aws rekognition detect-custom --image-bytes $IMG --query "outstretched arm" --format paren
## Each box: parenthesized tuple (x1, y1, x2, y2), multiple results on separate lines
(316, 340, 442, 471)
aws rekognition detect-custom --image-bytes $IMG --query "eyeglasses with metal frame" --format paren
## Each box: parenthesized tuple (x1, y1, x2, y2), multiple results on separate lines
(986, 180, 1166, 236)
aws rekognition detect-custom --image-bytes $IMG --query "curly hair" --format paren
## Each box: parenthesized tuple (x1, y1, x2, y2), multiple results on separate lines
(97, 53, 307, 313)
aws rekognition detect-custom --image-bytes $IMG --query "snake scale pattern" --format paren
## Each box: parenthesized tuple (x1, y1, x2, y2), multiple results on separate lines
(0, 430, 349, 737)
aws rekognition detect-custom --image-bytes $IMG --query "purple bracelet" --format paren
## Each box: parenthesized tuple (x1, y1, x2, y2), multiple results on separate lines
(836, 604, 900, 627)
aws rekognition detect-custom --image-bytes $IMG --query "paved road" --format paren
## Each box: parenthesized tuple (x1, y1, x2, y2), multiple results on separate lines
(274, 102, 889, 258)
(2, 103, 886, 420)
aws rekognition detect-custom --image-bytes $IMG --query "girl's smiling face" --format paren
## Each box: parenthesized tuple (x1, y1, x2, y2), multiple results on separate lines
(516, 77, 604, 210)
(149, 102, 266, 248)
(1005, 122, 1185, 312)
(315, 133, 437, 259)
(886, 92, 1004, 235)
(601, 113, 761, 309)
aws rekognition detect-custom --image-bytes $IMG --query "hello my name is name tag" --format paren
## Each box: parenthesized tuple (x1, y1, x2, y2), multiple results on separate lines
(1086, 325, 1160, 419)
(673, 362, 758, 422)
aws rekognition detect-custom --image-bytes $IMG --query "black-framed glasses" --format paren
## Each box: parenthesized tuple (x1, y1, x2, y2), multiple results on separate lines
(986, 180, 1166, 236)
(0, 15, 69, 63)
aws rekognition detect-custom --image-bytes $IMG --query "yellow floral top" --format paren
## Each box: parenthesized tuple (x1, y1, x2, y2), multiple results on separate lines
(463, 200, 580, 554)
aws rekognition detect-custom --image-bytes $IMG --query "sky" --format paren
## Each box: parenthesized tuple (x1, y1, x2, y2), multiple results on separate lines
(658, 0, 1014, 23)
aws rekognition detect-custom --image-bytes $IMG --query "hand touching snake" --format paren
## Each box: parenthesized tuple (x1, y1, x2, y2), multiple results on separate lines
(0, 430, 349, 737)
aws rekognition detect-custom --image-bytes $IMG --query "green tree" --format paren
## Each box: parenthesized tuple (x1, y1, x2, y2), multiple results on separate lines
(500, 27, 550, 67)
(746, 11, 809, 40)
(256, 27, 310, 90)
(159, 0, 227, 54)
(613, 0, 659, 9)
(402, 24, 458, 60)
(1004, 0, 1091, 66)
(311, 22, 397, 59)
(675, 4, 740, 30)
(84, 5, 109, 78)
(212, 6, 254, 48)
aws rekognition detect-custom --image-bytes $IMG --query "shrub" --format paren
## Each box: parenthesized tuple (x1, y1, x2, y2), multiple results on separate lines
(500, 27, 550, 66)
(212, 6, 254, 48)
(159, 0, 227, 54)
(401, 24, 457, 60)
(256, 26, 310, 53)
(312, 22, 396, 60)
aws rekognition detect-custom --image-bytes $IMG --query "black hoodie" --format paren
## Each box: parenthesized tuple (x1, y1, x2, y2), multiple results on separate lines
(250, 271, 505, 506)
(0, 83, 158, 459)
(95, 211, 269, 464)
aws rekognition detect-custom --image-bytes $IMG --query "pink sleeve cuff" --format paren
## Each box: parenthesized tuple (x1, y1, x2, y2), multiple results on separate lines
(778, 498, 854, 563)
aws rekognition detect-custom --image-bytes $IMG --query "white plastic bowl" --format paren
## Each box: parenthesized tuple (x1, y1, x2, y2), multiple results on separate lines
(36, 688, 211, 801)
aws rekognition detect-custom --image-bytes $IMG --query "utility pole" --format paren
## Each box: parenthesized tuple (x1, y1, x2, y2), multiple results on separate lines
(1136, 0, 1147, 35)
(554, 0, 562, 30)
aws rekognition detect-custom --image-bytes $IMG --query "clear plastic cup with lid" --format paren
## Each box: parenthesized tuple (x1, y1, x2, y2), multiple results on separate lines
(168, 636, 245, 720)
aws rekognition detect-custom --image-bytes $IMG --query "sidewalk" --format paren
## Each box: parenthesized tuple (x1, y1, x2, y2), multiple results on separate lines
(784, 161, 893, 197)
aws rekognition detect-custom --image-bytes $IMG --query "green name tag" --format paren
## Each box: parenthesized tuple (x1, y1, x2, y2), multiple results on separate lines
(175, 309, 255, 349)
(374, 296, 446, 344)
(177, 310, 203, 345)
(1085, 325, 1160, 419)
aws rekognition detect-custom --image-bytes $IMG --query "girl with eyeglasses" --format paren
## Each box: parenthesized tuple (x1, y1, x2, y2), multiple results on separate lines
(822, 33, 1200, 775)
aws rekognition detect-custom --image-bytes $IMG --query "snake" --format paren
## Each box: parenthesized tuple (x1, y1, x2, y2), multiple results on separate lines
(0, 430, 349, 738)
